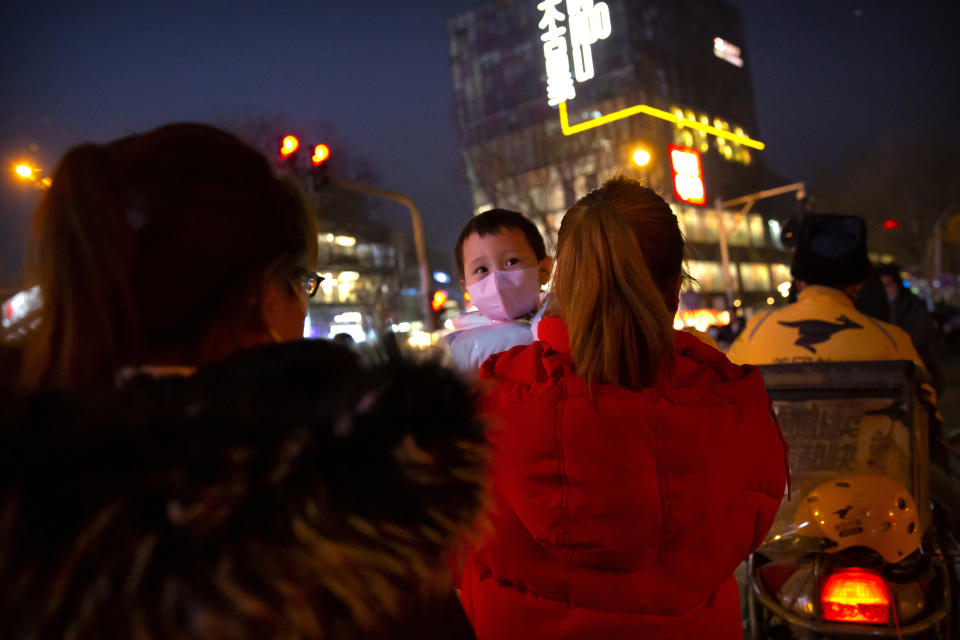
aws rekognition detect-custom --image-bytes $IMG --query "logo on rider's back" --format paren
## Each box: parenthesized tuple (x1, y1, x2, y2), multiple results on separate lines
(778, 315, 863, 353)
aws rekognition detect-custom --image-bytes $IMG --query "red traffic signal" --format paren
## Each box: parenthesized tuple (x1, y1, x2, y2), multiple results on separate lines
(311, 143, 330, 166)
(668, 144, 706, 206)
(883, 219, 900, 230)
(431, 289, 448, 312)
(280, 135, 300, 158)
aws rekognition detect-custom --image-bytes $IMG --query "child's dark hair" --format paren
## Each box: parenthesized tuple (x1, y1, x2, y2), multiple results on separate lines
(454, 209, 546, 279)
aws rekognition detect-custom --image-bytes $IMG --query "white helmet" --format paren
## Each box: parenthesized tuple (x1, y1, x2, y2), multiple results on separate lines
(793, 474, 922, 563)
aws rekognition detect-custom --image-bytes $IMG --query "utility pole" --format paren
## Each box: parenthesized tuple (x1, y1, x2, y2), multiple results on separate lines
(332, 178, 434, 332)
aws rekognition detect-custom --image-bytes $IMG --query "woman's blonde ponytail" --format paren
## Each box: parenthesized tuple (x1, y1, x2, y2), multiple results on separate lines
(553, 177, 684, 390)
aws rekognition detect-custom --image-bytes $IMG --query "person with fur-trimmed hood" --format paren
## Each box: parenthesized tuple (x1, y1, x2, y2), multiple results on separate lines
(0, 339, 487, 640)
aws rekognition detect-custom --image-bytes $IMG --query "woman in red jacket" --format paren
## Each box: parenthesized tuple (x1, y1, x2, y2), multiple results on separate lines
(459, 176, 789, 639)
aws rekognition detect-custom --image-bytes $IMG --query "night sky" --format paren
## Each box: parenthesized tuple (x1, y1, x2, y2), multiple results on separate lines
(2, 0, 957, 287)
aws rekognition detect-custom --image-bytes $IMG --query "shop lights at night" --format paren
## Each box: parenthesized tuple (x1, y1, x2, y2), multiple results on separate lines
(673, 308, 731, 332)
(334, 312, 363, 324)
(319, 233, 357, 247)
(535, 1, 766, 155)
(558, 101, 766, 150)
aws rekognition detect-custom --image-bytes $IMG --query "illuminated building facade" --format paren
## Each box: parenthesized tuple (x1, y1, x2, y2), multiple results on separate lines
(305, 227, 407, 342)
(447, 0, 793, 310)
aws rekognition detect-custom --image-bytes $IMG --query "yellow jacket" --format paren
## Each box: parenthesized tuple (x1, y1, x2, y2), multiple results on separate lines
(726, 285, 923, 366)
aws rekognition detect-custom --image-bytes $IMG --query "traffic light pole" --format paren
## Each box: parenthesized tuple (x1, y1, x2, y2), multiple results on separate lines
(716, 182, 806, 310)
(330, 178, 434, 332)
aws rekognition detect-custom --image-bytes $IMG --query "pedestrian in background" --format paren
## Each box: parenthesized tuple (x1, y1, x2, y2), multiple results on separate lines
(876, 262, 944, 393)
(3, 123, 319, 392)
(458, 176, 788, 640)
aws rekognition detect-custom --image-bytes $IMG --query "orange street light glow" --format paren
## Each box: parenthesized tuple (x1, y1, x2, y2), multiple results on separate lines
(15, 164, 34, 179)
(558, 101, 766, 150)
(632, 149, 651, 166)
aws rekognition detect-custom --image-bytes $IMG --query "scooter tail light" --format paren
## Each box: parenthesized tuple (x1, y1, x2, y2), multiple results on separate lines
(820, 568, 890, 624)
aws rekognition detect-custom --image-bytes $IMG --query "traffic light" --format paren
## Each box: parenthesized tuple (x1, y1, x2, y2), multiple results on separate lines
(311, 143, 330, 166)
(279, 135, 299, 160)
(431, 289, 448, 312)
(430, 289, 449, 329)
(310, 143, 331, 190)
(668, 144, 706, 206)
(278, 135, 300, 175)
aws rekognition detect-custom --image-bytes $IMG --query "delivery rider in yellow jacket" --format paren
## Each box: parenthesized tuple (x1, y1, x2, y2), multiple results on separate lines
(726, 215, 923, 367)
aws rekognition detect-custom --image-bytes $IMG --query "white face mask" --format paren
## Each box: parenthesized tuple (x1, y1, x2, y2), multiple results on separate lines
(466, 266, 541, 322)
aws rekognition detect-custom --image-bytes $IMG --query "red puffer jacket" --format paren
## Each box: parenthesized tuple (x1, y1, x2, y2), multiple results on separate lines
(460, 317, 788, 640)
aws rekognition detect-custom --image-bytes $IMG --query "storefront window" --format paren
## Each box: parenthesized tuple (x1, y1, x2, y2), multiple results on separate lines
(770, 263, 791, 287)
(687, 260, 737, 292)
(315, 273, 383, 305)
(677, 207, 719, 243)
(725, 212, 750, 246)
(768, 219, 785, 250)
(739, 262, 772, 292)
(749, 214, 766, 247)
(700, 209, 719, 242)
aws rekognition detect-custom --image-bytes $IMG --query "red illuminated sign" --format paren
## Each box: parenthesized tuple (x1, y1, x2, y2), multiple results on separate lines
(669, 144, 706, 206)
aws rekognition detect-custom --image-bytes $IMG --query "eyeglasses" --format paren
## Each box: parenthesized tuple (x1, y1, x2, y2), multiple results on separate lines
(295, 269, 323, 298)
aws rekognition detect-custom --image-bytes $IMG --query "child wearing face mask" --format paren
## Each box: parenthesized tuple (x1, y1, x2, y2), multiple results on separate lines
(444, 209, 554, 379)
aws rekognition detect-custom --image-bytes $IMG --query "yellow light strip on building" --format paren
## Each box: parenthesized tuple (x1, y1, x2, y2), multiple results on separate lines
(558, 101, 766, 150)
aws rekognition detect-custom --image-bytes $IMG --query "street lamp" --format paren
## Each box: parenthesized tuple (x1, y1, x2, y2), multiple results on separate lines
(12, 163, 50, 188)
(632, 148, 651, 167)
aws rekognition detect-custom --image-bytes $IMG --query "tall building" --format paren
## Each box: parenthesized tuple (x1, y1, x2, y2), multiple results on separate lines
(447, 0, 792, 310)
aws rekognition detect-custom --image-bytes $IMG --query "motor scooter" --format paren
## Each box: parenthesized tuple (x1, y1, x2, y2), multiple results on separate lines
(746, 361, 959, 639)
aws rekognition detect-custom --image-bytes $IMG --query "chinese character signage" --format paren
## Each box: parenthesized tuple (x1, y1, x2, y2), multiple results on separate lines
(537, 0, 611, 107)
(670, 105, 754, 165)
